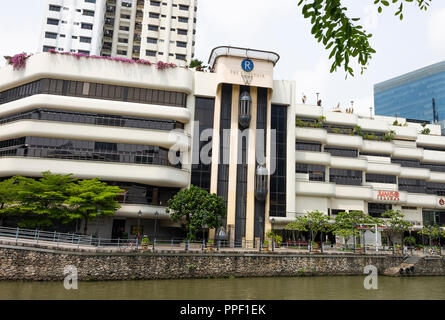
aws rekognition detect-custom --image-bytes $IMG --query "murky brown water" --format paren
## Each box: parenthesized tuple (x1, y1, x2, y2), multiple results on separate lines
(0, 276, 444, 300)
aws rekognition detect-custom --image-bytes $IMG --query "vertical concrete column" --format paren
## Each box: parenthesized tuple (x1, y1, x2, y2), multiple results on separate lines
(245, 87, 258, 242)
(227, 85, 240, 246)
(264, 89, 272, 234)
(210, 85, 222, 194)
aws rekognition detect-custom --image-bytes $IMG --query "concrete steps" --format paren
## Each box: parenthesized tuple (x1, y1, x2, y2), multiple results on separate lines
(384, 256, 422, 276)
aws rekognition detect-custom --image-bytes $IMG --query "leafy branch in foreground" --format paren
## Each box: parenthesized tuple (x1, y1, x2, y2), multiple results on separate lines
(297, 0, 432, 76)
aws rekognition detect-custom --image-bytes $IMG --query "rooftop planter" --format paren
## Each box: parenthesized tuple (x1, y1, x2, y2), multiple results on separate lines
(4, 53, 32, 70)
(47, 50, 177, 70)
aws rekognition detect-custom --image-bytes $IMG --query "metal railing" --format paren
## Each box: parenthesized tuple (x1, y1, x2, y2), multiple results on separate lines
(0, 226, 443, 255)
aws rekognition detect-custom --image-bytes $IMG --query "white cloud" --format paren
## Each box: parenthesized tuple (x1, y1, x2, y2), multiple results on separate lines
(428, 8, 445, 55)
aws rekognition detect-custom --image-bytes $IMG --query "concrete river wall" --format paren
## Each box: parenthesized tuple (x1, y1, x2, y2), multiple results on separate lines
(0, 245, 444, 281)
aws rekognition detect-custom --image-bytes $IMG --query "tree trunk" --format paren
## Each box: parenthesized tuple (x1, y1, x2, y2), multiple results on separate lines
(83, 218, 88, 235)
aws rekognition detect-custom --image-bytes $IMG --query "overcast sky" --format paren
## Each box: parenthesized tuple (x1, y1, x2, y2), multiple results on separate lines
(1, 0, 445, 116)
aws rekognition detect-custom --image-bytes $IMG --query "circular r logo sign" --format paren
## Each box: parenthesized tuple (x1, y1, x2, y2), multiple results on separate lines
(241, 59, 254, 72)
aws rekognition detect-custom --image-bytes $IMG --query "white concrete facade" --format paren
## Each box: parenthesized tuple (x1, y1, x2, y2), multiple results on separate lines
(39, 0, 106, 55)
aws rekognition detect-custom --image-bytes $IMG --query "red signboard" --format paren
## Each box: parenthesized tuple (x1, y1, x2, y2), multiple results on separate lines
(377, 191, 400, 201)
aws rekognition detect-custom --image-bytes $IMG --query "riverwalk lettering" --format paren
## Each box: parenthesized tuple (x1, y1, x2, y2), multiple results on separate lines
(180, 305, 215, 318)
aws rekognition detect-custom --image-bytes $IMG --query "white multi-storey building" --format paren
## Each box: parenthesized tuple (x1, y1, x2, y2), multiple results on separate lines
(39, 0, 197, 66)
(1, 46, 444, 244)
(39, 0, 106, 55)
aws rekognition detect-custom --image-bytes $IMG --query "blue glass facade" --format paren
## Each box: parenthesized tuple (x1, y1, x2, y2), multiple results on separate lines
(374, 62, 445, 123)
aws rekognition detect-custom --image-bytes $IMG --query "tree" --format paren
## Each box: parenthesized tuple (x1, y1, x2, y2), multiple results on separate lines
(332, 211, 372, 245)
(166, 185, 226, 240)
(189, 59, 207, 71)
(3, 172, 77, 228)
(418, 224, 443, 247)
(285, 210, 330, 244)
(0, 177, 21, 226)
(65, 178, 123, 234)
(298, 0, 432, 76)
(381, 209, 412, 246)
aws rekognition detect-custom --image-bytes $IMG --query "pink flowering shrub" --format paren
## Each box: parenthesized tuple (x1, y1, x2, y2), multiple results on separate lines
(8, 53, 31, 70)
(156, 61, 177, 70)
(47, 49, 159, 67)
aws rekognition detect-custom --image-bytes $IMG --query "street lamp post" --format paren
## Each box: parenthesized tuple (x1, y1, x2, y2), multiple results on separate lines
(259, 215, 263, 252)
(271, 218, 275, 252)
(153, 211, 158, 251)
(320, 222, 324, 254)
(352, 222, 357, 254)
(137, 209, 142, 239)
(308, 220, 312, 253)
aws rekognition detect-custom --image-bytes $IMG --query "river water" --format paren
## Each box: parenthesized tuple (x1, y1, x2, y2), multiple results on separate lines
(0, 276, 444, 300)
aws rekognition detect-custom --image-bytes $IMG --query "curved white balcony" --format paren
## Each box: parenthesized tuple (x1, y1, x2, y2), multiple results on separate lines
(0, 157, 189, 188)
(390, 125, 418, 141)
(295, 104, 323, 119)
(357, 118, 389, 133)
(406, 193, 437, 208)
(295, 180, 335, 197)
(115, 204, 171, 219)
(422, 150, 445, 165)
(363, 182, 398, 191)
(295, 150, 330, 165)
(330, 156, 367, 170)
(392, 146, 423, 160)
(0, 120, 190, 150)
(361, 140, 394, 154)
(399, 167, 431, 180)
(0, 94, 192, 123)
(0, 53, 194, 94)
(367, 162, 401, 175)
(429, 171, 445, 183)
(324, 112, 358, 126)
(335, 185, 373, 200)
(417, 134, 445, 149)
(295, 127, 327, 143)
(326, 133, 362, 148)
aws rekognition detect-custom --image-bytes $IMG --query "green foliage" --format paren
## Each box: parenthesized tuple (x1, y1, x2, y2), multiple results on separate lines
(381, 209, 412, 246)
(166, 185, 226, 240)
(286, 210, 330, 242)
(65, 178, 123, 234)
(3, 172, 77, 228)
(382, 130, 396, 141)
(418, 224, 444, 240)
(189, 59, 207, 71)
(420, 128, 431, 135)
(0, 177, 22, 224)
(332, 211, 374, 243)
(266, 231, 283, 246)
(404, 236, 416, 246)
(297, 0, 431, 76)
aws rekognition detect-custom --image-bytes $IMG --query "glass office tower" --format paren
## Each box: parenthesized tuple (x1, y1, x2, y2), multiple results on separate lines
(374, 61, 445, 128)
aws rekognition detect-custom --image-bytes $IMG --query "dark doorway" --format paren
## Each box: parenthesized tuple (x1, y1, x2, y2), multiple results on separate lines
(111, 219, 126, 240)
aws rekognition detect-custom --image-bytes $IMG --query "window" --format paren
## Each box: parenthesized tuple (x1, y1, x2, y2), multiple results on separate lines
(146, 50, 156, 56)
(426, 182, 445, 196)
(49, 5, 61, 11)
(296, 164, 325, 181)
(176, 41, 187, 48)
(176, 54, 186, 60)
(78, 50, 90, 55)
(179, 4, 189, 10)
(79, 36, 92, 43)
(43, 46, 56, 52)
(81, 23, 93, 30)
(83, 9, 95, 16)
(118, 37, 128, 43)
(421, 163, 445, 173)
(365, 174, 397, 184)
(117, 50, 127, 55)
(120, 14, 131, 19)
(122, 1, 131, 7)
(330, 169, 362, 186)
(177, 28, 187, 35)
(398, 178, 426, 194)
(324, 147, 358, 158)
(150, 0, 160, 6)
(149, 12, 159, 18)
(178, 16, 188, 23)
(147, 37, 157, 44)
(47, 18, 59, 25)
(148, 25, 159, 31)
(368, 203, 392, 218)
(45, 32, 58, 39)
(391, 158, 420, 168)
(119, 26, 130, 31)
(60, 34, 66, 38)
(295, 141, 321, 152)
(85, 0, 96, 3)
